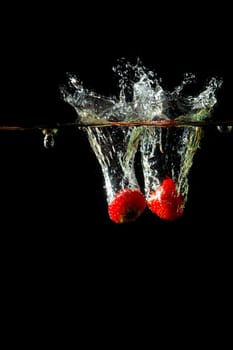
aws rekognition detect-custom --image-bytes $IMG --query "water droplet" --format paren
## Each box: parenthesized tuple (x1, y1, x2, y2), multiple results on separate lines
(44, 133, 55, 149)
(42, 128, 58, 149)
(216, 125, 232, 133)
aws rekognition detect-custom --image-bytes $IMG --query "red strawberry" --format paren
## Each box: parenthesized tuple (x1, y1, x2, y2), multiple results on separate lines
(147, 177, 184, 221)
(108, 188, 146, 224)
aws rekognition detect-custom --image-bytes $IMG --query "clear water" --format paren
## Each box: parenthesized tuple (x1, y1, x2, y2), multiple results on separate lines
(61, 59, 223, 206)
(141, 126, 203, 202)
(85, 125, 142, 202)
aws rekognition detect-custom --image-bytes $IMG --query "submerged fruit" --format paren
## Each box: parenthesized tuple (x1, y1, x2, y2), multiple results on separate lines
(108, 188, 146, 224)
(147, 177, 184, 221)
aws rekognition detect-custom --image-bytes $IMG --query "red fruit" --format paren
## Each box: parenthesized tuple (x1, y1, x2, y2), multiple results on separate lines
(108, 188, 146, 224)
(147, 177, 184, 221)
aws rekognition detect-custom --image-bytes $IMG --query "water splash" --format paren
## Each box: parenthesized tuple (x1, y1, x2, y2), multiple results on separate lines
(61, 59, 222, 124)
(61, 59, 223, 222)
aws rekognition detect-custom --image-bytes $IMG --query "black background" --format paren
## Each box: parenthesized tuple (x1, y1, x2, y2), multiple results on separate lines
(0, 4, 232, 286)
(0, 5, 232, 341)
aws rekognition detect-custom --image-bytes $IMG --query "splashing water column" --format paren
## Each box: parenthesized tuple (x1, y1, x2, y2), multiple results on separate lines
(137, 71, 222, 221)
(61, 73, 148, 224)
(85, 126, 146, 223)
(141, 125, 203, 221)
